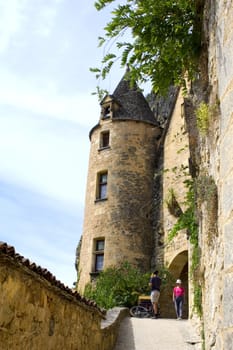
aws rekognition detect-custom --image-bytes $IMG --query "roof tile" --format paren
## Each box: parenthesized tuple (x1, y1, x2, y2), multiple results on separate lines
(0, 241, 105, 315)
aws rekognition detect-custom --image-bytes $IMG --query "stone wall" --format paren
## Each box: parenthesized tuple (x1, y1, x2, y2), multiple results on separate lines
(162, 87, 190, 262)
(0, 243, 128, 350)
(155, 87, 190, 319)
(78, 118, 160, 291)
(192, 0, 233, 348)
(157, 1, 233, 345)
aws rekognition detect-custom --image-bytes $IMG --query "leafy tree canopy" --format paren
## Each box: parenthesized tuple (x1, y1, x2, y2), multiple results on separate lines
(91, 0, 203, 95)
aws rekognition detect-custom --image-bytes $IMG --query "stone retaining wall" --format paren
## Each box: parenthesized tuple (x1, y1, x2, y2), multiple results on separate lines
(0, 243, 128, 350)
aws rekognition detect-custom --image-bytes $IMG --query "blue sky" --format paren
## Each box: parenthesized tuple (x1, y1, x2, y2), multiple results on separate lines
(0, 0, 127, 287)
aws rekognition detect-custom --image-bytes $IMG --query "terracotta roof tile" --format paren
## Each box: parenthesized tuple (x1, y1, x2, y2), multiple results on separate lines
(0, 241, 105, 315)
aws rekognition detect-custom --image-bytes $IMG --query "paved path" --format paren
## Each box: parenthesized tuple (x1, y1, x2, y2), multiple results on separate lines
(114, 317, 202, 350)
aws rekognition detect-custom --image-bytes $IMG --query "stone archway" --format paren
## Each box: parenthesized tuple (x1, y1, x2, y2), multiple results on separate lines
(159, 250, 189, 319)
(168, 250, 189, 319)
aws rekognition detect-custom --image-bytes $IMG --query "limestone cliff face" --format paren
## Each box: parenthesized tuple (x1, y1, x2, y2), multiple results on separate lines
(172, 0, 233, 348)
(147, 2, 233, 344)
(196, 1, 233, 349)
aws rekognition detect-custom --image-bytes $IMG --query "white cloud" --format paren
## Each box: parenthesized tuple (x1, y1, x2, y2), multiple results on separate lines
(34, 0, 62, 37)
(0, 178, 81, 287)
(0, 67, 99, 128)
(0, 0, 131, 287)
(0, 111, 90, 204)
(0, 0, 28, 53)
(0, 0, 64, 53)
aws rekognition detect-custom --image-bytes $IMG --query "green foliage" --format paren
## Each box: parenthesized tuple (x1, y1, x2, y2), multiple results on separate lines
(167, 178, 202, 317)
(196, 174, 218, 246)
(168, 179, 198, 242)
(92, 0, 203, 94)
(159, 266, 176, 291)
(196, 102, 209, 135)
(83, 262, 151, 309)
(196, 100, 221, 136)
(91, 85, 109, 101)
(193, 281, 202, 317)
(190, 242, 200, 274)
(165, 188, 183, 218)
(83, 262, 174, 309)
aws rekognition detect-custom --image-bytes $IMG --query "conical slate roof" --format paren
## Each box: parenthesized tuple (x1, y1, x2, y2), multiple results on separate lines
(112, 71, 157, 125)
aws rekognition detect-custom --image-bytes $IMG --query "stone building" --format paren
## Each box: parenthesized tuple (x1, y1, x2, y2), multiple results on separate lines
(77, 1, 233, 348)
(1, 1, 233, 349)
(77, 71, 161, 292)
(154, 87, 191, 319)
(77, 70, 191, 317)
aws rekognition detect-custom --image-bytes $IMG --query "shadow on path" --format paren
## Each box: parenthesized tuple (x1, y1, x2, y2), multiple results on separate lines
(114, 317, 136, 350)
(114, 317, 202, 350)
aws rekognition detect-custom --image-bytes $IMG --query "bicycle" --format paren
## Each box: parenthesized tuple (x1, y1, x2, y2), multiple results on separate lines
(129, 295, 160, 318)
(130, 305, 154, 318)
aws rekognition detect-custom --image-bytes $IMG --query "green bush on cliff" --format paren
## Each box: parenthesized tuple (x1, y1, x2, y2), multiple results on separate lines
(84, 262, 175, 309)
(84, 262, 150, 309)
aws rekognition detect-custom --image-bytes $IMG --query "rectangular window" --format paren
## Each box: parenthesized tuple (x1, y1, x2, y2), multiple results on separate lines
(102, 106, 111, 119)
(97, 172, 108, 200)
(100, 131, 110, 149)
(94, 239, 105, 272)
(95, 254, 104, 272)
(96, 239, 105, 251)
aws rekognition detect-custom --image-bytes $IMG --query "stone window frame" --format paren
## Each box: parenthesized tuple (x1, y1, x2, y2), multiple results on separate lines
(99, 130, 110, 150)
(102, 105, 111, 119)
(90, 238, 105, 275)
(95, 171, 108, 202)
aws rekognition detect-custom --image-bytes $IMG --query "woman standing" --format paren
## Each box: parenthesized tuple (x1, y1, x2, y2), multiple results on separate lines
(173, 279, 185, 319)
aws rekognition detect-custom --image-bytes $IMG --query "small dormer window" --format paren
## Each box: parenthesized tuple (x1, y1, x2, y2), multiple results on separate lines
(102, 105, 111, 119)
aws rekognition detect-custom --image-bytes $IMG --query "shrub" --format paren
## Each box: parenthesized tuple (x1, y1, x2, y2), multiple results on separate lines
(165, 188, 183, 218)
(84, 262, 150, 309)
(196, 102, 209, 135)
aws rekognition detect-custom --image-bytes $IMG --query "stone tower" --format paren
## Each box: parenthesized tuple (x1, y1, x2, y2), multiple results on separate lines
(77, 71, 161, 292)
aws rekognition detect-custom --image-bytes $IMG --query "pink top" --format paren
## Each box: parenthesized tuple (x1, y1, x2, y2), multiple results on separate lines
(173, 286, 185, 298)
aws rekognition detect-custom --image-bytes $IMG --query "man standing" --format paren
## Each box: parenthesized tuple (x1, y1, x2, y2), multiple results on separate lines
(149, 270, 161, 318)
